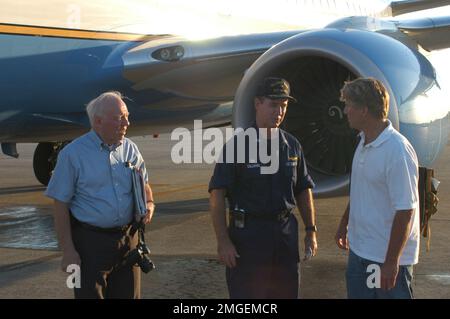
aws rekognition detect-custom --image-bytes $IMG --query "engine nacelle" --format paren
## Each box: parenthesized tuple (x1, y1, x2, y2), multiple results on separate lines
(233, 28, 449, 197)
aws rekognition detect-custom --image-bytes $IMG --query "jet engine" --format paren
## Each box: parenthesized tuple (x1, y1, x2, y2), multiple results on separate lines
(232, 28, 449, 197)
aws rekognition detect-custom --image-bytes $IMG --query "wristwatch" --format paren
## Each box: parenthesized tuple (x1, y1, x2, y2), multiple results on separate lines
(305, 225, 317, 232)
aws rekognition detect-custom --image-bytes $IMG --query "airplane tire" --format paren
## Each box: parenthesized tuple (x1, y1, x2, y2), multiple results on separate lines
(33, 142, 54, 186)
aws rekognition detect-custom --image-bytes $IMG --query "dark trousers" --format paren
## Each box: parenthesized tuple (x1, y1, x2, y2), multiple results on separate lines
(71, 224, 141, 299)
(226, 260, 299, 299)
(226, 214, 300, 299)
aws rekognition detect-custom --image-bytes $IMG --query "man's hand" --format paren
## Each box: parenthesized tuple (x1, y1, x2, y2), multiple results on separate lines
(143, 183, 154, 224)
(335, 222, 349, 250)
(381, 210, 413, 290)
(61, 248, 81, 272)
(217, 237, 240, 268)
(144, 201, 155, 224)
(381, 261, 399, 290)
(304, 232, 317, 261)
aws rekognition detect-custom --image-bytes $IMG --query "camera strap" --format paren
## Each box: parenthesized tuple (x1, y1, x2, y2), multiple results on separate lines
(138, 224, 146, 245)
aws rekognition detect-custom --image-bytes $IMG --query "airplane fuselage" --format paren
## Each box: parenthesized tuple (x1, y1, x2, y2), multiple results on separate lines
(0, 0, 447, 142)
(0, 0, 449, 188)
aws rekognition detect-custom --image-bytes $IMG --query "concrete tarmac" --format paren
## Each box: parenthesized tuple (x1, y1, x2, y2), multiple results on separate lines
(0, 134, 449, 299)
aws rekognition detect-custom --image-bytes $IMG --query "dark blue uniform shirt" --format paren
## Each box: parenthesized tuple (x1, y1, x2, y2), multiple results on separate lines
(209, 126, 314, 214)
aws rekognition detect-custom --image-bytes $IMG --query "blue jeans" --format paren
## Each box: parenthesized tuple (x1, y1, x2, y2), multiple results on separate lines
(346, 250, 414, 299)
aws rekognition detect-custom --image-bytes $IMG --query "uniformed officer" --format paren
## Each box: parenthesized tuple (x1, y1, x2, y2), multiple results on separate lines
(209, 77, 318, 299)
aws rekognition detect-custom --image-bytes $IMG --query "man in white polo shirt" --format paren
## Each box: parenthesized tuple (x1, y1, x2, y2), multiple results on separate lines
(335, 77, 419, 299)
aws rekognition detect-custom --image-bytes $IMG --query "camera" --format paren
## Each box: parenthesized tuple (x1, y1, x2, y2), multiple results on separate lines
(116, 221, 155, 273)
(123, 239, 155, 273)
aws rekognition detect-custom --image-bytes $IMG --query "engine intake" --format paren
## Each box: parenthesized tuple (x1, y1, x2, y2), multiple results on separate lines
(232, 28, 433, 196)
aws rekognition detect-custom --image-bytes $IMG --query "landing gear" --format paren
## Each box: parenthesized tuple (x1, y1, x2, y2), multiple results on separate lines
(33, 142, 69, 185)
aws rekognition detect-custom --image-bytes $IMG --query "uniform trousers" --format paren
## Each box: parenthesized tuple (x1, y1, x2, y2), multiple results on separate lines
(226, 213, 300, 299)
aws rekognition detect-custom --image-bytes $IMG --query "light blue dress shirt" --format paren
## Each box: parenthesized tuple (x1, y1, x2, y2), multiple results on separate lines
(45, 130, 148, 228)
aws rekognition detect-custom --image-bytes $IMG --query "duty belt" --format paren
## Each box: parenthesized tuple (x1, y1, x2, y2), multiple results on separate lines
(230, 209, 292, 221)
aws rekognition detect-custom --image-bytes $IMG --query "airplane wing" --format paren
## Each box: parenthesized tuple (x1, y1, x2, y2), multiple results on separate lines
(121, 30, 302, 103)
(390, 0, 450, 16)
(396, 16, 450, 51)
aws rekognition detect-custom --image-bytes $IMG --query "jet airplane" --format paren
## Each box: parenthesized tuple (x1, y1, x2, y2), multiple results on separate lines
(0, 0, 449, 196)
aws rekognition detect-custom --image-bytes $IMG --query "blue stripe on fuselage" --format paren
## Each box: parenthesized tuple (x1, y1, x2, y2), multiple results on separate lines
(0, 33, 139, 112)
(0, 33, 143, 139)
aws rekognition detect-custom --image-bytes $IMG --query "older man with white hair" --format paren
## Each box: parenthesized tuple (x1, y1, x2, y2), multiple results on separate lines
(46, 91, 155, 299)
